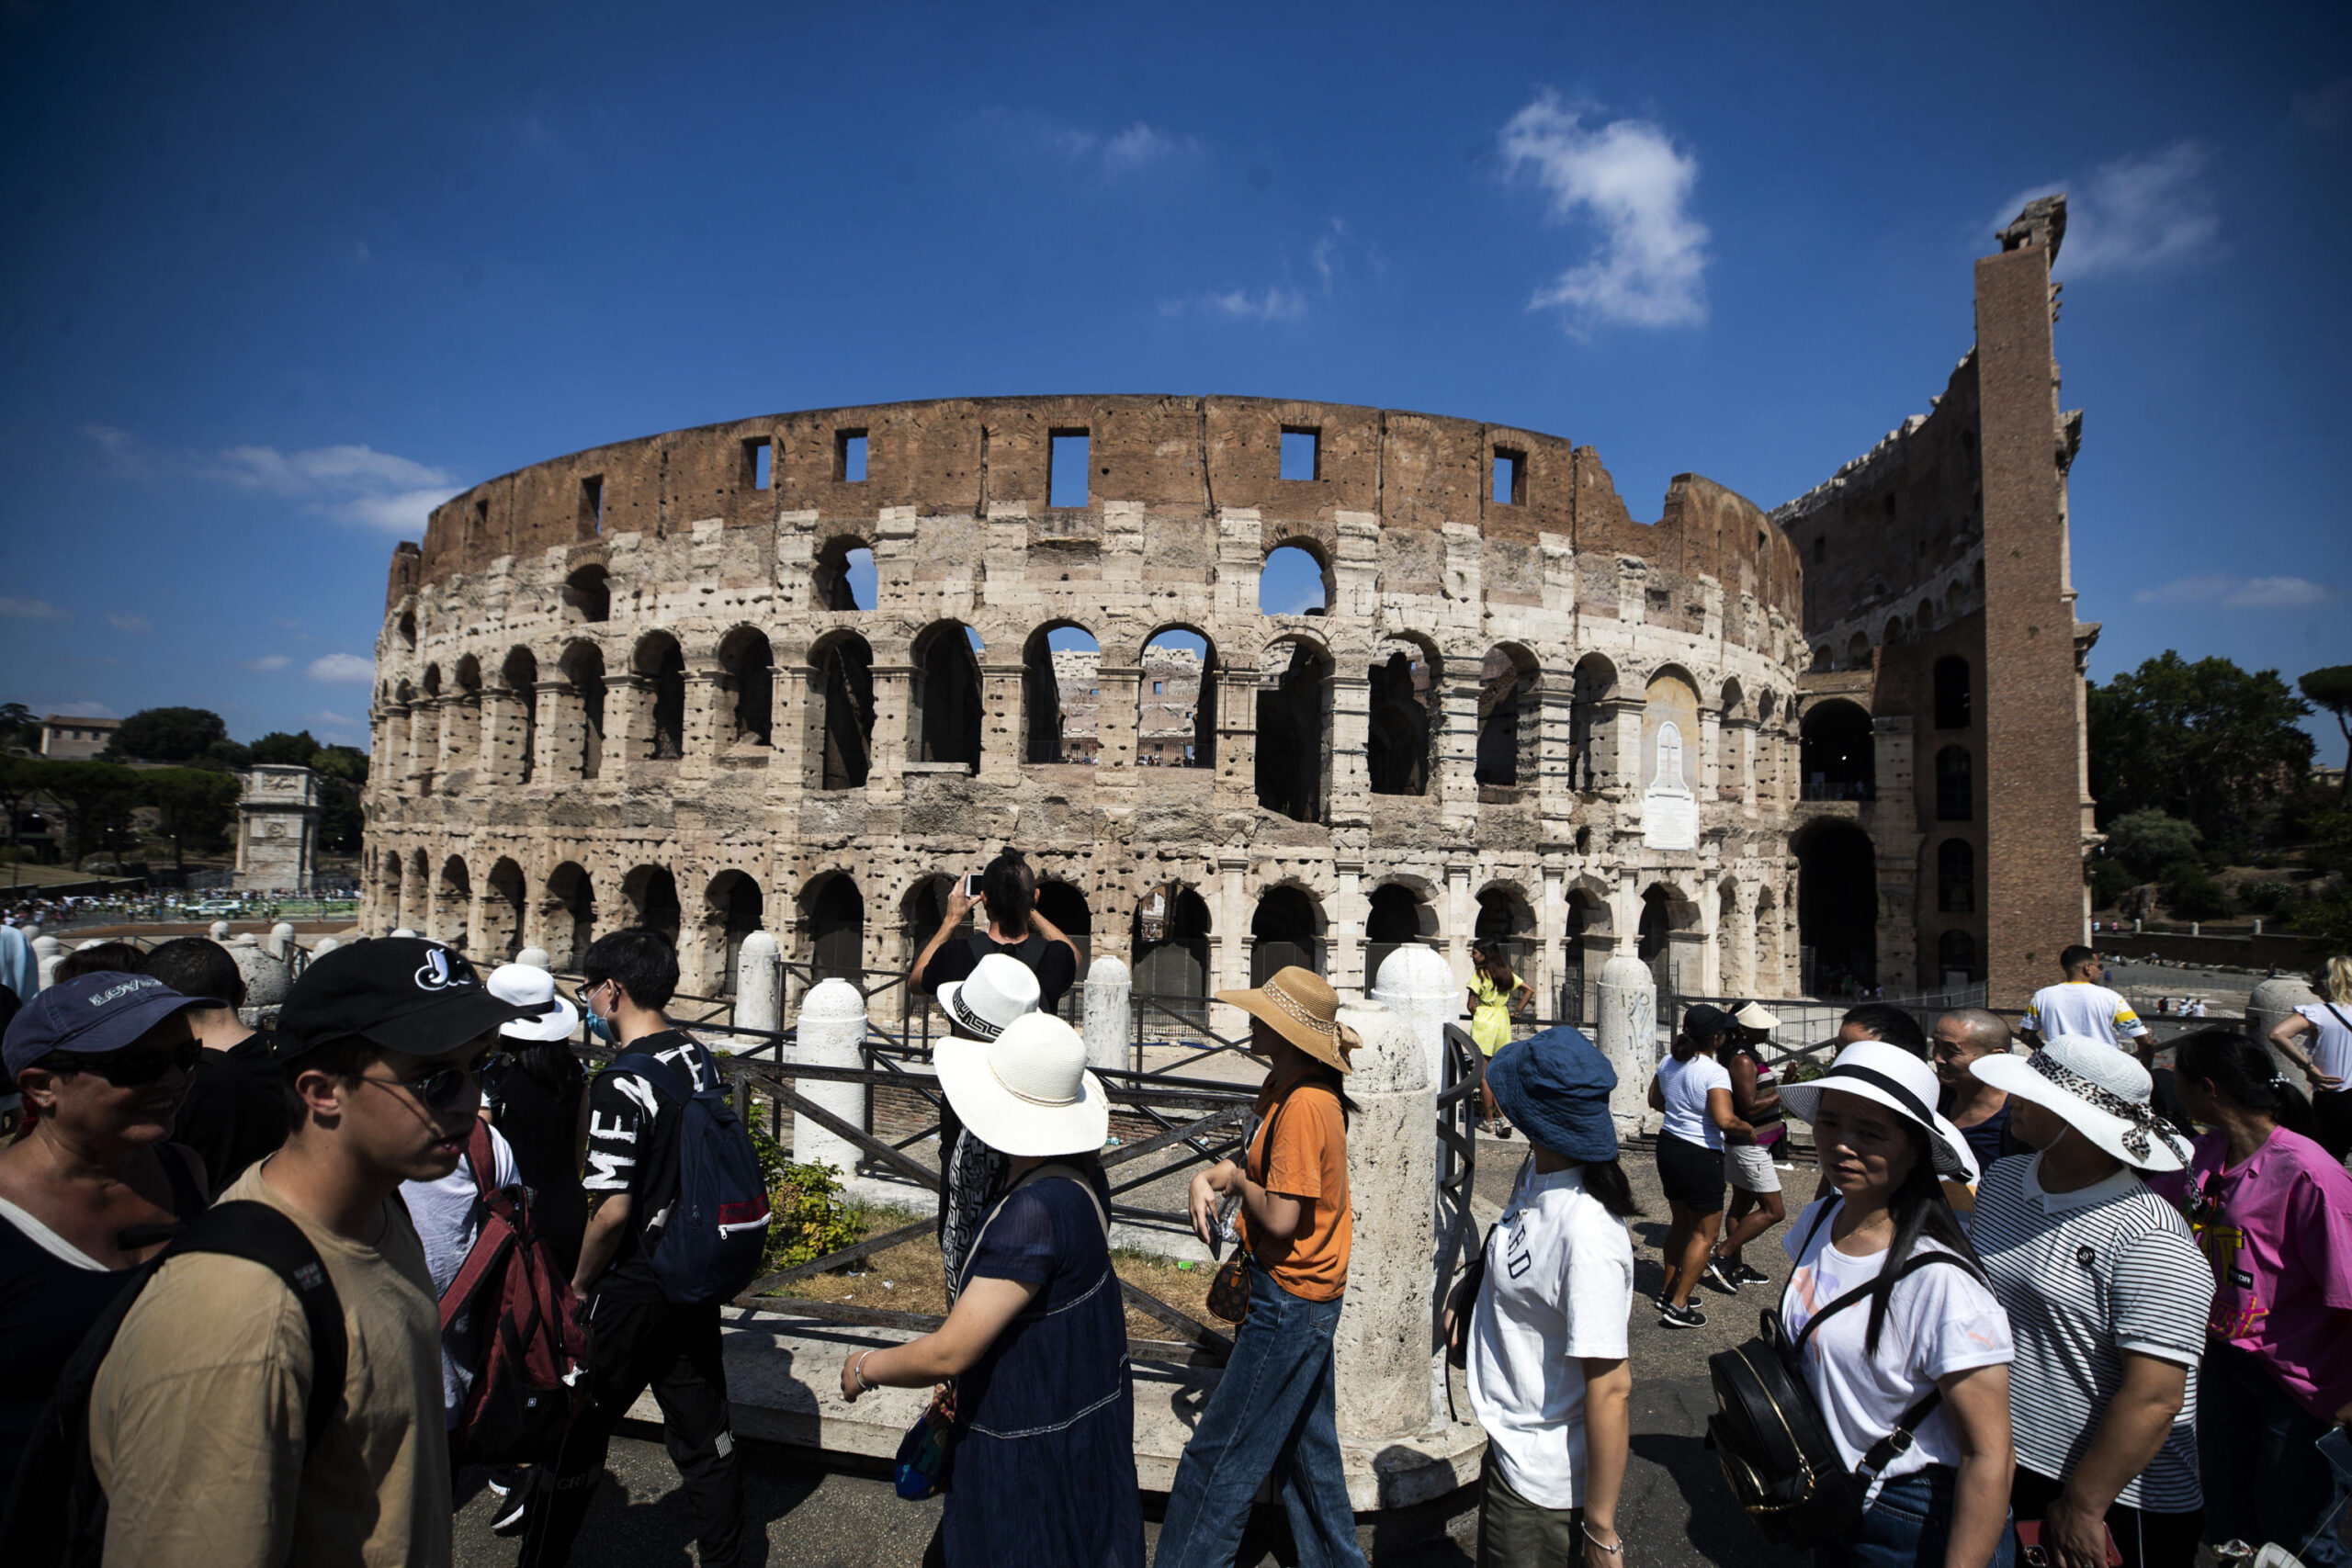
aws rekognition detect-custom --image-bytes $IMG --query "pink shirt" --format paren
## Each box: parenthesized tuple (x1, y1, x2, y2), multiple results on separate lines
(2148, 1127, 2352, 1419)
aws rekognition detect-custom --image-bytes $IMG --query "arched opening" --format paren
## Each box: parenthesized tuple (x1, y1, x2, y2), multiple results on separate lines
(1133, 883, 1212, 1022)
(560, 642, 605, 780)
(1938, 929, 1980, 987)
(1366, 639, 1435, 796)
(622, 864, 682, 946)
(1364, 883, 1439, 987)
(910, 621, 982, 773)
(446, 656, 482, 773)
(1845, 631, 1871, 668)
(1933, 656, 1972, 730)
(1794, 821, 1877, 993)
(1568, 655, 1617, 791)
(1255, 637, 1331, 824)
(812, 632, 876, 790)
(634, 633, 687, 761)
(1250, 886, 1325, 983)
(1935, 746, 1973, 821)
(396, 609, 416, 649)
(1473, 886, 1537, 988)
(1035, 882, 1092, 1006)
(563, 565, 610, 624)
(484, 857, 526, 962)
(435, 856, 470, 952)
(1800, 700, 1873, 801)
(1883, 617, 1905, 649)
(501, 647, 538, 784)
(719, 628, 774, 748)
(1917, 598, 1937, 634)
(1812, 646, 1834, 674)
(1140, 629, 1214, 768)
(805, 874, 865, 985)
(706, 871, 764, 995)
(1938, 839, 1975, 914)
(1258, 544, 1329, 615)
(1636, 885, 1698, 996)
(380, 849, 403, 931)
(410, 849, 430, 926)
(1476, 645, 1542, 791)
(1562, 886, 1607, 1021)
(545, 863, 596, 971)
(1024, 625, 1100, 765)
(814, 536, 876, 612)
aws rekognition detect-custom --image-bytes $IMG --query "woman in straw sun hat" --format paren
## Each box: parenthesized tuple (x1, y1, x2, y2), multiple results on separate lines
(1775, 1040, 2018, 1568)
(838, 1011, 1139, 1568)
(1964, 1036, 2210, 1568)
(1156, 966, 1369, 1568)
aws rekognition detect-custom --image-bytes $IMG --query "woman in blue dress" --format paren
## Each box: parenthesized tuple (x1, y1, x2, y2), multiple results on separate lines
(839, 1011, 1142, 1568)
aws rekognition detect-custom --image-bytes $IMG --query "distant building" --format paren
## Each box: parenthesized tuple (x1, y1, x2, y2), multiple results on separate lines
(40, 715, 121, 759)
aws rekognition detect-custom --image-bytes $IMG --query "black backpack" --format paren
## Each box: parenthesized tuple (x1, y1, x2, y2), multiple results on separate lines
(0, 1201, 346, 1568)
(1705, 1205, 1968, 1547)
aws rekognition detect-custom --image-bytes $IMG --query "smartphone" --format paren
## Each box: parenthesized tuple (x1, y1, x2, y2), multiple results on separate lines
(960, 873, 982, 899)
(2015, 1520, 2122, 1568)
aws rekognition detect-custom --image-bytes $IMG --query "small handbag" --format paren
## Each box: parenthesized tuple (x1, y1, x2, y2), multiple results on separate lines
(1204, 1094, 1291, 1325)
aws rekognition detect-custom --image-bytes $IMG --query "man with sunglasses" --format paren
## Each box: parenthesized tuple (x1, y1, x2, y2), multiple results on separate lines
(85, 938, 540, 1568)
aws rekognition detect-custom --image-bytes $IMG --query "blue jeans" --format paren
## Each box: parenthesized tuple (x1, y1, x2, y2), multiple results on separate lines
(2199, 1341, 2352, 1568)
(1155, 1265, 1366, 1568)
(1816, 1466, 2015, 1568)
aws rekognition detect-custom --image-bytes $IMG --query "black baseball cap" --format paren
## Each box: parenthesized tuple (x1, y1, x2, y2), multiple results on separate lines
(1683, 1003, 1736, 1039)
(5, 971, 221, 1081)
(277, 938, 538, 1062)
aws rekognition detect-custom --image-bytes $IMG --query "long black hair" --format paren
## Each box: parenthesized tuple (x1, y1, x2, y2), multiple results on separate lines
(1854, 1119, 1983, 1356)
(1580, 1156, 1641, 1219)
(2174, 1028, 2314, 1137)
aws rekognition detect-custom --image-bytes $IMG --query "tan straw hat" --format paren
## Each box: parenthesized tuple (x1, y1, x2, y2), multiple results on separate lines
(1215, 966, 1360, 1074)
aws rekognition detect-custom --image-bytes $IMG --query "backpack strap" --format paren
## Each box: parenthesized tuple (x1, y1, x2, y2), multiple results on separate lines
(169, 1201, 348, 1454)
(606, 1047, 700, 1104)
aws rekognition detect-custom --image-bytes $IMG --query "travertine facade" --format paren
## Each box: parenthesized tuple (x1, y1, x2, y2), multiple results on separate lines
(235, 764, 320, 892)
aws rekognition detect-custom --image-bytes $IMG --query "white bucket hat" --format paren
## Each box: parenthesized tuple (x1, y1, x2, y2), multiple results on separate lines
(934, 953, 1042, 1042)
(1969, 1033, 2192, 1171)
(934, 1012, 1110, 1156)
(486, 962, 579, 1043)
(1778, 1040, 1982, 1184)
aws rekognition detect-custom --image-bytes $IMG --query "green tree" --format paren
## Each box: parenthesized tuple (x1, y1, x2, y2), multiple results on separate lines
(141, 767, 243, 872)
(250, 729, 324, 766)
(107, 706, 229, 763)
(0, 754, 40, 848)
(40, 760, 144, 867)
(0, 702, 36, 752)
(2302, 665, 2352, 797)
(2159, 861, 2234, 921)
(311, 744, 370, 855)
(2087, 653, 2314, 848)
(2104, 809, 2202, 878)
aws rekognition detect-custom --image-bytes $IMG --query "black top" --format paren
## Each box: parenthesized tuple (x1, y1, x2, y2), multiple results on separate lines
(1939, 1085, 2031, 1169)
(491, 1051, 588, 1276)
(918, 929, 1079, 1015)
(170, 1030, 289, 1191)
(581, 1030, 720, 1303)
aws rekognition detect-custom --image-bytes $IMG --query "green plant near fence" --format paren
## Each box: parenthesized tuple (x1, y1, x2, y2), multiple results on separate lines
(749, 1118, 861, 1273)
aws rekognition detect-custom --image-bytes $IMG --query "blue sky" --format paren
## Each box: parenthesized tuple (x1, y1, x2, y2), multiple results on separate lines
(3, 0, 2347, 756)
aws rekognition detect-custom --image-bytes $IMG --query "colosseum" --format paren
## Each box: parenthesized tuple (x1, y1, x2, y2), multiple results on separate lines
(362, 198, 2094, 1012)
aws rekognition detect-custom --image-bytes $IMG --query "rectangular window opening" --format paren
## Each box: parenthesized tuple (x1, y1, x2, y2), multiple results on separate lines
(1280, 426, 1320, 481)
(1492, 448, 1525, 505)
(746, 437, 773, 491)
(836, 430, 868, 483)
(1814, 534, 1827, 564)
(1050, 430, 1090, 508)
(579, 475, 605, 536)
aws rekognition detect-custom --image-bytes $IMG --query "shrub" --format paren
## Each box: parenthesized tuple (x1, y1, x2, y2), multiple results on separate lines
(2242, 880, 2297, 918)
(2108, 809, 2203, 879)
(2087, 858, 2136, 909)
(2160, 861, 2235, 921)
(749, 1117, 860, 1274)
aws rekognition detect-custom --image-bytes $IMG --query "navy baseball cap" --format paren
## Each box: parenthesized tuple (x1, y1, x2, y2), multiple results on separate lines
(277, 938, 539, 1062)
(5, 971, 222, 1081)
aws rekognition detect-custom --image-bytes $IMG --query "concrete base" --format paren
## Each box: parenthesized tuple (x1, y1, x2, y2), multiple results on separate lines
(642, 1305, 1487, 1512)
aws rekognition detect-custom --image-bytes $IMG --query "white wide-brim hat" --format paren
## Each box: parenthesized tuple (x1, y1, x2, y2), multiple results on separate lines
(1779, 1040, 1981, 1184)
(486, 962, 580, 1043)
(1970, 1033, 2191, 1172)
(934, 1012, 1111, 1157)
(934, 953, 1042, 1042)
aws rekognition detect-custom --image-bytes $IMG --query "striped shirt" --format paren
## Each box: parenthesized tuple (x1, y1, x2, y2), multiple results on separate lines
(1971, 1154, 2212, 1512)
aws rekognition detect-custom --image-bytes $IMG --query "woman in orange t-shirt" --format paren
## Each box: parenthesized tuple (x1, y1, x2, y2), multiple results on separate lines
(1156, 966, 1367, 1568)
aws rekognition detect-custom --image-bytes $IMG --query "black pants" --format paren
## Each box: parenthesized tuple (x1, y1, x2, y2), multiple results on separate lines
(2312, 1089, 2352, 1163)
(520, 1292, 744, 1567)
(2012, 1466, 2203, 1568)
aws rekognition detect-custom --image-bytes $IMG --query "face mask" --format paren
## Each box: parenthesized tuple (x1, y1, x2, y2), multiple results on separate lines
(584, 1009, 614, 1043)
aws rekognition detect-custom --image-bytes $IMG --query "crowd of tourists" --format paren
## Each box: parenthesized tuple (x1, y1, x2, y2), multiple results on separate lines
(1, 870, 2347, 1568)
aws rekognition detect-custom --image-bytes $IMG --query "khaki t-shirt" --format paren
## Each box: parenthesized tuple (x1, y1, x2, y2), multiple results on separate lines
(1240, 1073, 1351, 1302)
(90, 1160, 452, 1568)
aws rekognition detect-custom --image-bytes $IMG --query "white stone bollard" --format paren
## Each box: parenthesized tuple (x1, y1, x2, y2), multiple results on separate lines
(2247, 974, 2321, 1077)
(1080, 955, 1132, 1076)
(732, 931, 784, 1054)
(792, 978, 869, 1177)
(269, 921, 297, 961)
(209, 920, 232, 942)
(1596, 953, 1658, 1133)
(32, 934, 62, 992)
(1331, 996, 1438, 1445)
(515, 946, 551, 971)
(1371, 944, 1455, 1088)
(311, 937, 338, 959)
(390, 927, 417, 940)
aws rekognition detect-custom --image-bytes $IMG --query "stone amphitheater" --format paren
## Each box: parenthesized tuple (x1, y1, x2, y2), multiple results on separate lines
(362, 204, 2096, 1016)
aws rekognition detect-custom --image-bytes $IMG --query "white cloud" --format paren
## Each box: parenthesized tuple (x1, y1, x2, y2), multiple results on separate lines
(242, 654, 293, 672)
(1159, 286, 1309, 322)
(1996, 141, 2220, 276)
(85, 427, 463, 536)
(0, 596, 70, 620)
(105, 612, 152, 634)
(2135, 574, 2333, 608)
(1498, 92, 1709, 331)
(307, 652, 376, 684)
(1056, 120, 1197, 177)
(304, 710, 362, 730)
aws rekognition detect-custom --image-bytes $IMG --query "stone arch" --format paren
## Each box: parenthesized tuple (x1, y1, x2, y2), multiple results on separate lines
(1367, 633, 1439, 797)
(1568, 653, 1618, 791)
(1935, 746, 1973, 821)
(423, 663, 443, 698)
(1472, 883, 1537, 987)
(703, 870, 765, 995)
(622, 863, 682, 946)
(1562, 879, 1611, 1020)
(1933, 655, 1972, 730)
(900, 874, 970, 975)
(500, 647, 539, 784)
(483, 856, 526, 962)
(1259, 539, 1331, 615)
(1365, 881, 1440, 985)
(1035, 880, 1092, 991)
(1800, 698, 1873, 801)
(1845, 630, 1871, 667)
(1719, 676, 1746, 719)
(1883, 615, 1905, 648)
(1023, 621, 1101, 765)
(1937, 838, 1975, 913)
(1476, 643, 1543, 791)
(632, 632, 687, 761)
(1640, 667, 1702, 843)
(563, 564, 610, 624)
(558, 639, 606, 780)
(1139, 626, 1215, 770)
(814, 534, 875, 612)
(1250, 883, 1326, 982)
(396, 608, 416, 649)
(799, 871, 866, 985)
(809, 629, 875, 790)
(1636, 880, 1702, 997)
(910, 620, 982, 772)
(435, 855, 470, 952)
(1793, 819, 1877, 993)
(1937, 928, 1980, 986)
(1132, 881, 1212, 1019)
(718, 626, 774, 749)
(1917, 597, 1937, 633)
(1254, 633, 1333, 824)
(381, 848, 405, 931)
(544, 862, 596, 970)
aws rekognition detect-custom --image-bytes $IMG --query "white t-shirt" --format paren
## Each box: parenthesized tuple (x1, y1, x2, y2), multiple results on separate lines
(1467, 1159, 1635, 1509)
(2022, 982, 2148, 1048)
(401, 1123, 519, 1420)
(1781, 1198, 2014, 1494)
(2294, 1003, 2352, 1085)
(1656, 1054, 1733, 1150)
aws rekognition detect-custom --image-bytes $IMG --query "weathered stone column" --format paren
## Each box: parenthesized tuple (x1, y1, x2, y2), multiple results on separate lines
(792, 978, 868, 1176)
(269, 921, 297, 962)
(1371, 942, 1454, 1089)
(732, 931, 784, 1055)
(1597, 952, 1657, 1133)
(31, 934, 62, 992)
(1332, 996, 1436, 1445)
(1081, 954, 1131, 1075)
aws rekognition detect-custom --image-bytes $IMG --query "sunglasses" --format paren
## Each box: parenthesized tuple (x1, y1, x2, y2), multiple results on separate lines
(357, 1053, 509, 1111)
(50, 1041, 203, 1089)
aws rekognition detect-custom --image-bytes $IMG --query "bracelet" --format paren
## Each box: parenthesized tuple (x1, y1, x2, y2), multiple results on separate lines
(1581, 1522, 1623, 1555)
(852, 1350, 876, 1392)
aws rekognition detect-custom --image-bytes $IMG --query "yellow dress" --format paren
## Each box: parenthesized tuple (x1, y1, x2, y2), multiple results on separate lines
(1469, 971, 1514, 1055)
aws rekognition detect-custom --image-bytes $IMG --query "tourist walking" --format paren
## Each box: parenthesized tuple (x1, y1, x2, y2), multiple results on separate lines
(912, 846, 1084, 1015)
(931, 953, 1042, 1302)
(839, 1012, 1140, 1567)
(1708, 1000, 1787, 1291)
(140, 935, 288, 1190)
(2267, 953, 2352, 1160)
(1648, 1004, 1750, 1327)
(2148, 1031, 2352, 1568)
(1469, 940, 1534, 1135)
(1158, 966, 1367, 1568)
(2021, 946, 2155, 1066)
(1968, 1036, 2211, 1568)
(1935, 1009, 2028, 1172)
(1451, 1025, 1636, 1567)
(0, 972, 211, 1498)
(1776, 1041, 2018, 1568)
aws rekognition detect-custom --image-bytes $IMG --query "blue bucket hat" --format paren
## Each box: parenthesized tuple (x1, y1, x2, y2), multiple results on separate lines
(5, 971, 221, 1081)
(1485, 1024, 1619, 1162)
